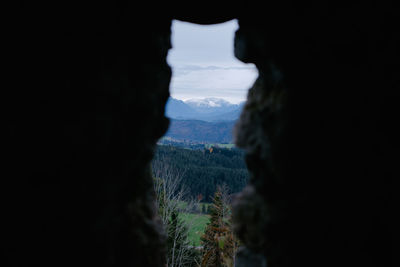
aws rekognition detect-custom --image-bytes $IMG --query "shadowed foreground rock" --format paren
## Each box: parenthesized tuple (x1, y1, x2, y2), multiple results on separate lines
(4, 3, 171, 266)
(232, 5, 395, 267)
(3, 2, 394, 266)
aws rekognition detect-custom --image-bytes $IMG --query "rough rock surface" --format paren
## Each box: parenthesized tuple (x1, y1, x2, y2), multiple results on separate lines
(4, 3, 171, 266)
(232, 5, 395, 267)
(3, 3, 394, 267)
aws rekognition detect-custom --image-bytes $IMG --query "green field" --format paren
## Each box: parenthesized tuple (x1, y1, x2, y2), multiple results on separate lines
(180, 213, 210, 246)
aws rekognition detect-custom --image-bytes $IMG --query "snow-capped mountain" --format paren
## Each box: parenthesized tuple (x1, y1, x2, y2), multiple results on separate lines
(185, 98, 233, 108)
(165, 97, 244, 122)
(184, 98, 240, 115)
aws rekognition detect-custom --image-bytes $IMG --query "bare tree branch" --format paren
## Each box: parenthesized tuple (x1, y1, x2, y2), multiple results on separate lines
(152, 156, 200, 267)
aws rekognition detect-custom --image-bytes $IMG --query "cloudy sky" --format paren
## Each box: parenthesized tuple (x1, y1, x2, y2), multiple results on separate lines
(167, 20, 258, 104)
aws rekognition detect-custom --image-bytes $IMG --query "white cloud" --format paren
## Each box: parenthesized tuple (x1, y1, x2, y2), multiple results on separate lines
(167, 19, 258, 104)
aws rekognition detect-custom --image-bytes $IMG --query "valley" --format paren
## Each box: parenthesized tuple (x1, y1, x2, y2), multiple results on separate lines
(153, 97, 247, 266)
(163, 97, 243, 143)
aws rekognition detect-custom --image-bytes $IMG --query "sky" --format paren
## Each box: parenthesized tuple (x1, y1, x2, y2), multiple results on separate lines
(167, 20, 258, 104)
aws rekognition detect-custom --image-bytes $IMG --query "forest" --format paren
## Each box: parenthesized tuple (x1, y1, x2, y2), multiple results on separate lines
(152, 145, 248, 202)
(165, 119, 236, 143)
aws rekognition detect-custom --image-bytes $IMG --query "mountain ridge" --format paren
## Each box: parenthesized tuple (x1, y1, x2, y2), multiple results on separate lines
(165, 97, 244, 122)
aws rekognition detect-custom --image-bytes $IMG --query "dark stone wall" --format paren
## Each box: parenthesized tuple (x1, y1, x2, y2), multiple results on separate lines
(3, 2, 395, 266)
(232, 3, 395, 267)
(4, 3, 171, 266)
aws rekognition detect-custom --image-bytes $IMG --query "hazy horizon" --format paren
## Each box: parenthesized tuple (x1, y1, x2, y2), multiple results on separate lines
(167, 20, 258, 104)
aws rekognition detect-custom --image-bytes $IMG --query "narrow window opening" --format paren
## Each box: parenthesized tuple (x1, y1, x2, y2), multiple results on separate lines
(152, 19, 258, 266)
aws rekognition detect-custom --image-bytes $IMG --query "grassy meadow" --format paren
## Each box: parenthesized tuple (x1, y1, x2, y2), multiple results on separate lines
(180, 212, 210, 246)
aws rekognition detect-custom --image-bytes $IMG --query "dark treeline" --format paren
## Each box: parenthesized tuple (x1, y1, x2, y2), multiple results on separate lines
(152, 145, 249, 202)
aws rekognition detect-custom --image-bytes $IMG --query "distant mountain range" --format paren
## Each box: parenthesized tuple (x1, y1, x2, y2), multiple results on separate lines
(165, 97, 244, 122)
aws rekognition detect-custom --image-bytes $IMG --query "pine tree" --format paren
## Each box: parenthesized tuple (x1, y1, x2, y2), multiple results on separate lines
(200, 187, 237, 267)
